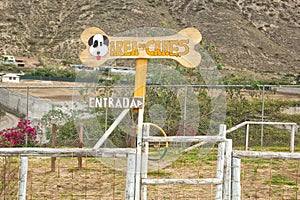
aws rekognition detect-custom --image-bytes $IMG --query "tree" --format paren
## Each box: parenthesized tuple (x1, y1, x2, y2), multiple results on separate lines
(41, 104, 78, 146)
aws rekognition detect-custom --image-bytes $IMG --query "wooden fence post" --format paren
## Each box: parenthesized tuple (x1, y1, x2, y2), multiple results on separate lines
(216, 142, 225, 200)
(78, 123, 83, 170)
(19, 157, 28, 200)
(141, 123, 150, 200)
(290, 124, 295, 153)
(231, 157, 241, 200)
(223, 139, 232, 200)
(245, 123, 249, 151)
(126, 154, 136, 200)
(51, 124, 57, 172)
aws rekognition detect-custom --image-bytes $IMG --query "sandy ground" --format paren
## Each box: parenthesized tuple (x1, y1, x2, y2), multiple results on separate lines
(0, 149, 299, 200)
(2, 80, 300, 102)
(1, 80, 80, 101)
(0, 80, 299, 199)
(0, 112, 19, 130)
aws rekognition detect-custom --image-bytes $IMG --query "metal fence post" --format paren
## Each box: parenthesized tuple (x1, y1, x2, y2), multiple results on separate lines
(260, 85, 265, 146)
(26, 86, 29, 145)
(183, 85, 187, 136)
(105, 87, 108, 132)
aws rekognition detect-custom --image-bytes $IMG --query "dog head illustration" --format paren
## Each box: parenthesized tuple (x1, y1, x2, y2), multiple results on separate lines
(88, 34, 109, 60)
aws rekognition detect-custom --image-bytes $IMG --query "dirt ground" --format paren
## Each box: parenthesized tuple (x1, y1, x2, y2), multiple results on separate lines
(3, 80, 80, 101)
(3, 80, 300, 102)
(0, 80, 299, 199)
(0, 148, 299, 200)
(0, 112, 19, 130)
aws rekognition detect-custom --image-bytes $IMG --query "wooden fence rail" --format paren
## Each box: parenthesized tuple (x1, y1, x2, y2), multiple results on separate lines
(226, 121, 298, 152)
(0, 148, 136, 158)
(233, 150, 300, 160)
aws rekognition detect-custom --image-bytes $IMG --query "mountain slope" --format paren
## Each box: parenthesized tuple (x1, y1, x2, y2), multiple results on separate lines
(0, 0, 299, 82)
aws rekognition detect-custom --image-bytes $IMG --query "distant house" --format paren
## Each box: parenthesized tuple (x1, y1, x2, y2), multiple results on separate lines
(0, 73, 4, 82)
(70, 64, 88, 71)
(110, 68, 135, 75)
(0, 55, 17, 65)
(2, 73, 20, 83)
(0, 55, 25, 67)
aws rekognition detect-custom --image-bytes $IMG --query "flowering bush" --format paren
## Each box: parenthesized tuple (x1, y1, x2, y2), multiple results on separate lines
(0, 119, 38, 147)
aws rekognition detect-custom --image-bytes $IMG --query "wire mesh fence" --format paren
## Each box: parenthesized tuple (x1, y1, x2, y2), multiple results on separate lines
(0, 84, 299, 199)
(0, 157, 19, 199)
(0, 145, 223, 200)
(240, 158, 300, 200)
(0, 84, 299, 145)
(146, 144, 220, 199)
(1, 156, 128, 200)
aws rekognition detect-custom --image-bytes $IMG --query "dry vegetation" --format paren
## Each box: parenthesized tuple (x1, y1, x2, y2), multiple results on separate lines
(0, 0, 299, 82)
(0, 1, 299, 199)
(0, 146, 299, 199)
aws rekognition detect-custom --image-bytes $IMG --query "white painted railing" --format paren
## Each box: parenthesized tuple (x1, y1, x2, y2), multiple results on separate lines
(233, 150, 300, 160)
(0, 147, 136, 157)
(140, 123, 233, 200)
(226, 121, 298, 152)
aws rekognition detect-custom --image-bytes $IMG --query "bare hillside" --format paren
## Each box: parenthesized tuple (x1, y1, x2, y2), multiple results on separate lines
(0, 0, 299, 82)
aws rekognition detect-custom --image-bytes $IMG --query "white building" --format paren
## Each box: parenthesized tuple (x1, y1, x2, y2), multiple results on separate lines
(2, 73, 20, 83)
(0, 73, 4, 82)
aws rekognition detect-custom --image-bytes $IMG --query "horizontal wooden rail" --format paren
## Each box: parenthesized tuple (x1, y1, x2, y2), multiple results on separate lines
(226, 121, 297, 134)
(233, 150, 300, 160)
(142, 178, 222, 185)
(143, 136, 226, 143)
(226, 121, 298, 152)
(0, 148, 136, 158)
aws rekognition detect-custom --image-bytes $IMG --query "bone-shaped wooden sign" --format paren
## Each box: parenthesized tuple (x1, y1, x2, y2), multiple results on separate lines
(80, 27, 202, 68)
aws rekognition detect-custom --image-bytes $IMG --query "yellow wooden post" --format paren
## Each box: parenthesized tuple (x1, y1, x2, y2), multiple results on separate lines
(79, 27, 202, 200)
(134, 58, 148, 100)
(133, 58, 148, 127)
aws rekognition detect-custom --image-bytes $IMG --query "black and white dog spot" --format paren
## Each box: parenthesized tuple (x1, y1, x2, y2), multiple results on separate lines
(88, 34, 109, 60)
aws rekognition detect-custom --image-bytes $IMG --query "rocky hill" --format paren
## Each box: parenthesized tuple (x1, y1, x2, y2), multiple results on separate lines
(0, 0, 299, 83)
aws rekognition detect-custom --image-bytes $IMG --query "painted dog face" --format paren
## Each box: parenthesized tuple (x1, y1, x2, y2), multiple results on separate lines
(88, 34, 109, 60)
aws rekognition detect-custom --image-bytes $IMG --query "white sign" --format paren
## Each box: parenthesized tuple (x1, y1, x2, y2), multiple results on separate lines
(89, 97, 143, 109)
